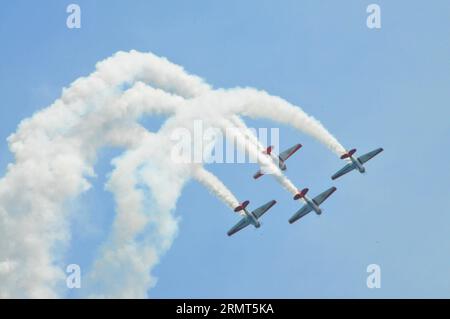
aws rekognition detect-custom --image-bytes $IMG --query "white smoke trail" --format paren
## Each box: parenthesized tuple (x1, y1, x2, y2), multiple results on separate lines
(0, 51, 208, 298)
(228, 115, 290, 175)
(0, 50, 346, 298)
(191, 165, 240, 210)
(229, 115, 265, 152)
(86, 132, 190, 298)
(219, 119, 298, 195)
(213, 88, 347, 156)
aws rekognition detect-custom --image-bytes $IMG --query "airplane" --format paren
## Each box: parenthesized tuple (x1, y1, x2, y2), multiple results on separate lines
(288, 187, 337, 224)
(331, 148, 384, 180)
(227, 200, 277, 236)
(253, 143, 302, 179)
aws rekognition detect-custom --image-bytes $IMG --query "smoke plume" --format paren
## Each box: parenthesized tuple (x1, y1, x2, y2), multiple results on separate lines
(0, 50, 346, 298)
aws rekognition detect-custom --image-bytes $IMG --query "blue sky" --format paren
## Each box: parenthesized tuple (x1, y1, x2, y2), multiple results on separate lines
(1, 1, 449, 298)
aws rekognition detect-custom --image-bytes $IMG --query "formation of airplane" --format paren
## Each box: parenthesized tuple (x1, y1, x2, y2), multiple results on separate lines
(227, 143, 383, 236)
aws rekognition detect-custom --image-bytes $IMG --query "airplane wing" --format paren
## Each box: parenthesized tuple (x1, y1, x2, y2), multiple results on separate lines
(312, 187, 337, 206)
(331, 162, 356, 180)
(227, 217, 251, 236)
(252, 200, 277, 219)
(358, 148, 383, 164)
(278, 144, 302, 162)
(253, 170, 264, 179)
(288, 205, 313, 224)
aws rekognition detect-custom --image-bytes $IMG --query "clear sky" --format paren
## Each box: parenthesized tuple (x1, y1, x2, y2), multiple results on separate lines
(1, 0, 449, 298)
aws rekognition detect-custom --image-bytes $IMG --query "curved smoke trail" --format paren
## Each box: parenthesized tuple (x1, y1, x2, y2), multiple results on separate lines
(0, 50, 346, 298)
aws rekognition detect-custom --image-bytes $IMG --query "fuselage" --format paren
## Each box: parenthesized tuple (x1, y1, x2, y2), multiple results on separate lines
(304, 196, 322, 215)
(278, 158, 287, 171)
(350, 156, 366, 173)
(243, 209, 261, 228)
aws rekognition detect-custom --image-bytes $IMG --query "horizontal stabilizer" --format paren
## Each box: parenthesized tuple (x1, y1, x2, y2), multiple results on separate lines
(340, 148, 357, 159)
(234, 200, 250, 212)
(293, 188, 309, 200)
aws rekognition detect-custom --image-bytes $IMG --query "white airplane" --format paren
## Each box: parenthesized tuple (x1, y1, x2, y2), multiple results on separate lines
(253, 144, 302, 179)
(331, 148, 383, 180)
(289, 187, 337, 224)
(227, 200, 277, 236)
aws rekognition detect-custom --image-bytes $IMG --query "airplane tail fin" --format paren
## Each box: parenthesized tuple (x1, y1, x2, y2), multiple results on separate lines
(253, 171, 264, 179)
(293, 188, 309, 200)
(263, 145, 274, 155)
(340, 148, 357, 159)
(234, 200, 250, 212)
